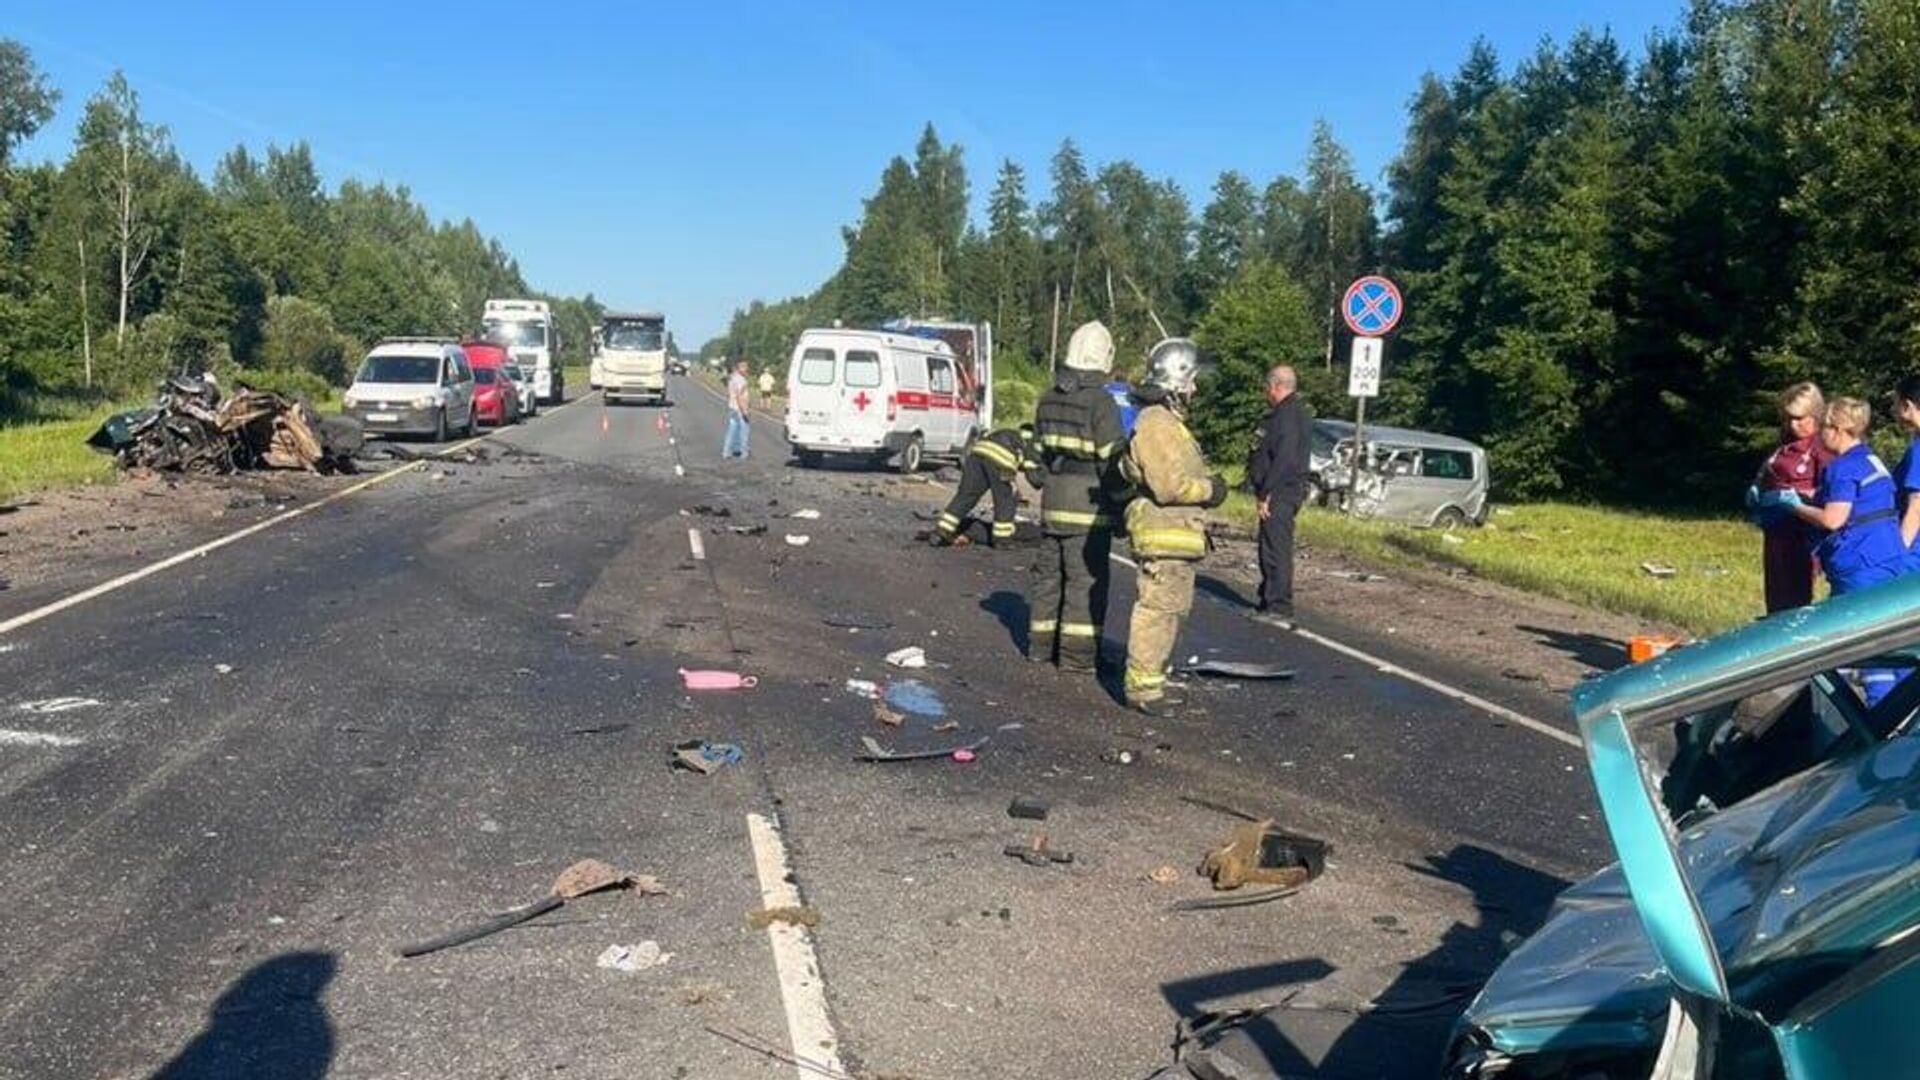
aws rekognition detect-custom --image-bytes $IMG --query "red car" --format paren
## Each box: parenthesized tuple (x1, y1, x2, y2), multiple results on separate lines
(460, 340, 520, 426)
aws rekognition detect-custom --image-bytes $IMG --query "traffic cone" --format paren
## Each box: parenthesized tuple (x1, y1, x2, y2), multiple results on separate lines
(600, 414, 609, 435)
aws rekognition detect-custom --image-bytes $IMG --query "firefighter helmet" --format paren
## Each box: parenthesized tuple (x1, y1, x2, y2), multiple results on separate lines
(1145, 337, 1202, 396)
(1063, 321, 1115, 374)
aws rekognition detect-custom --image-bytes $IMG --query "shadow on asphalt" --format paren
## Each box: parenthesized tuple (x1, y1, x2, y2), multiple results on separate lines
(1194, 573, 1257, 611)
(150, 951, 336, 1080)
(1517, 623, 1629, 671)
(979, 590, 1029, 654)
(1152, 846, 1569, 1079)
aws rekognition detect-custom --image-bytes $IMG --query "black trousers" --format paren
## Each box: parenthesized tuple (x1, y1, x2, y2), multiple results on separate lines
(1257, 497, 1301, 613)
(936, 456, 1016, 543)
(1027, 530, 1113, 669)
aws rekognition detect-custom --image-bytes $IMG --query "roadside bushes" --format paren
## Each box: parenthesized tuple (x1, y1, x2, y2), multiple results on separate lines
(256, 296, 357, 387)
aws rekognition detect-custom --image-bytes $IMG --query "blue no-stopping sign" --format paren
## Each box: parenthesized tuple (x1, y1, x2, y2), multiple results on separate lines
(1342, 276, 1402, 337)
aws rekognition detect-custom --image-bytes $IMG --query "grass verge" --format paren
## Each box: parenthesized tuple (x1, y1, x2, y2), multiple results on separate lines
(1216, 496, 1768, 638)
(0, 408, 121, 501)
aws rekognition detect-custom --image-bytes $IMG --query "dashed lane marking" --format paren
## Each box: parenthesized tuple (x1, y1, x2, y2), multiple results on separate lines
(0, 391, 599, 639)
(745, 812, 846, 1080)
(0, 728, 83, 748)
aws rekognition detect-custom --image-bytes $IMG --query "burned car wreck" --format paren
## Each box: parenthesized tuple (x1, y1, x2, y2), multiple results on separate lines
(1447, 578, 1920, 1078)
(87, 375, 362, 474)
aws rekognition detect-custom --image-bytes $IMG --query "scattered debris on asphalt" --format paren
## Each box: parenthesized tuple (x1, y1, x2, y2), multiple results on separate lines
(1007, 797, 1051, 821)
(784, 534, 811, 547)
(951, 747, 977, 763)
(856, 734, 989, 762)
(844, 678, 880, 699)
(872, 702, 905, 727)
(678, 668, 757, 690)
(672, 740, 744, 774)
(597, 941, 672, 973)
(213, 663, 234, 675)
(725, 523, 769, 536)
(1102, 748, 1139, 766)
(746, 905, 821, 929)
(1328, 570, 1387, 583)
(398, 858, 654, 957)
(687, 504, 732, 518)
(1004, 834, 1073, 866)
(567, 722, 632, 736)
(87, 376, 362, 475)
(1174, 659, 1297, 681)
(15, 697, 100, 714)
(1148, 865, 1182, 885)
(823, 614, 893, 631)
(884, 645, 927, 669)
(787, 508, 821, 520)
(1199, 821, 1330, 892)
(882, 679, 946, 717)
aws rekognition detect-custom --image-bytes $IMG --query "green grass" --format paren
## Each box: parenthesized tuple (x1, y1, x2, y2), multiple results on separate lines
(1216, 495, 1767, 636)
(0, 406, 121, 501)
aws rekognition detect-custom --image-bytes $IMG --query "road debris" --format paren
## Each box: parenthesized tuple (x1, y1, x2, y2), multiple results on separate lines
(951, 747, 977, 763)
(1328, 570, 1387, 583)
(746, 905, 821, 930)
(787, 508, 821, 520)
(1174, 659, 1297, 681)
(873, 702, 906, 727)
(784, 534, 811, 547)
(725, 523, 768, 536)
(687, 504, 732, 518)
(87, 376, 361, 475)
(597, 941, 672, 973)
(398, 858, 656, 957)
(1102, 748, 1138, 766)
(567, 722, 632, 736)
(15, 697, 100, 714)
(883, 678, 946, 717)
(823, 614, 893, 631)
(213, 663, 234, 675)
(857, 734, 989, 762)
(672, 740, 743, 775)
(884, 645, 927, 669)
(1639, 561, 1677, 578)
(1147, 865, 1182, 885)
(1004, 834, 1073, 866)
(1008, 797, 1051, 821)
(678, 668, 757, 690)
(845, 678, 880, 699)
(1199, 821, 1330, 891)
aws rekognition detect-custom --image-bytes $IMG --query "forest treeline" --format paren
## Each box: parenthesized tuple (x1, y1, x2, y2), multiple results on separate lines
(710, 0, 1920, 505)
(0, 44, 603, 416)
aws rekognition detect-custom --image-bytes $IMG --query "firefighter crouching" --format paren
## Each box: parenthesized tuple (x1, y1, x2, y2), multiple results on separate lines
(935, 424, 1040, 546)
(1122, 338, 1228, 714)
(1028, 320, 1130, 673)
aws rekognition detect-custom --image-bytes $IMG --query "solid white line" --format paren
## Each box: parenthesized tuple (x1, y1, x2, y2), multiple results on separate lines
(0, 391, 594, 639)
(687, 528, 706, 561)
(745, 812, 845, 1080)
(0, 728, 83, 747)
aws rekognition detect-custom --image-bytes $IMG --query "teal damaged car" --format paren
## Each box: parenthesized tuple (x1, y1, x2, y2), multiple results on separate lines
(1446, 575, 1920, 1078)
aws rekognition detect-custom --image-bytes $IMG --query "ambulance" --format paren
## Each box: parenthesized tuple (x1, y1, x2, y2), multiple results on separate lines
(783, 319, 992, 473)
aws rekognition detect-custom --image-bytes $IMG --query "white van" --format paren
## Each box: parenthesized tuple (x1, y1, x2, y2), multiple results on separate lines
(784, 327, 984, 472)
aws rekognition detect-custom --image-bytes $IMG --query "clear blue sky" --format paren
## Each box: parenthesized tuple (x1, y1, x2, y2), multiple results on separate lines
(13, 1, 1680, 345)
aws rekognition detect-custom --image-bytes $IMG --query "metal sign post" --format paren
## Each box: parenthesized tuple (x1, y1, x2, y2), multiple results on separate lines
(1340, 277, 1402, 515)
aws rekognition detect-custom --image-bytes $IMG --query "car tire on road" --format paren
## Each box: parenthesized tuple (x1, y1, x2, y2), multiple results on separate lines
(433, 407, 448, 443)
(896, 434, 923, 475)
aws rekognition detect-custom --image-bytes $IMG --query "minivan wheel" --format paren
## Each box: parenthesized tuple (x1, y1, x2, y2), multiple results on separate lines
(797, 450, 824, 469)
(897, 435, 924, 474)
(434, 407, 448, 443)
(1434, 506, 1468, 530)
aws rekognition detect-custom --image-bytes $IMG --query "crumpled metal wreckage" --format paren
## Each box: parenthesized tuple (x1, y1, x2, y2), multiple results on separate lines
(87, 375, 362, 474)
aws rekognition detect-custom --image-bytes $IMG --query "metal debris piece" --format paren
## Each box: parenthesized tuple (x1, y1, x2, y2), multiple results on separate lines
(672, 740, 744, 774)
(1148, 865, 1182, 885)
(1004, 835, 1074, 867)
(1174, 660, 1297, 680)
(597, 940, 672, 973)
(856, 734, 989, 762)
(1008, 797, 1051, 821)
(1200, 821, 1330, 891)
(398, 858, 652, 958)
(1640, 562, 1677, 578)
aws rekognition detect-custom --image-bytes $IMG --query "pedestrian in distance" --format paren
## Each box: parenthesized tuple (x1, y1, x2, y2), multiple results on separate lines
(757, 367, 776, 405)
(1767, 397, 1905, 704)
(1745, 381, 1830, 612)
(934, 423, 1040, 547)
(723, 358, 751, 459)
(1027, 320, 1129, 674)
(1120, 339, 1229, 715)
(1891, 376, 1920, 568)
(1247, 364, 1310, 628)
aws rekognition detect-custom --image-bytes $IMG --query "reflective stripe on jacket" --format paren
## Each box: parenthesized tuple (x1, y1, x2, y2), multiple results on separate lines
(1124, 402, 1210, 560)
(968, 428, 1034, 477)
(1034, 371, 1127, 536)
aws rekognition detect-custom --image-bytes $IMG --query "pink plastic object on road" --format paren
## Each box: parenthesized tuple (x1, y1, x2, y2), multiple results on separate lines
(951, 748, 977, 763)
(679, 669, 758, 691)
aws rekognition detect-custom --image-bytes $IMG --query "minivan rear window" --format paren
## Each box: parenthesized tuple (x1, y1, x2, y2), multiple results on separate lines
(845, 351, 882, 388)
(797, 348, 835, 385)
(1420, 449, 1475, 480)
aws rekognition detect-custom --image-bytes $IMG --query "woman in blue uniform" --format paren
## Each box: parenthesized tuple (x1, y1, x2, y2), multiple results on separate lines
(1893, 376, 1920, 566)
(1772, 397, 1906, 703)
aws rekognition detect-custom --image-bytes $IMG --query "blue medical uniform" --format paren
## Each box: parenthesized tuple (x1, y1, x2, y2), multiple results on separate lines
(1815, 443, 1905, 593)
(1817, 442, 1906, 706)
(1896, 436, 1920, 572)
(1105, 381, 1138, 435)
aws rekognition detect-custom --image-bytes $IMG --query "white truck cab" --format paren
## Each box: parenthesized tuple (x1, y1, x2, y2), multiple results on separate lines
(483, 298, 562, 404)
(784, 323, 990, 473)
(599, 311, 669, 406)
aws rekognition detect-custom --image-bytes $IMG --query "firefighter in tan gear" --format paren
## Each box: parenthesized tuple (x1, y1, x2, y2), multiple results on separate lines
(1027, 321, 1130, 673)
(1122, 338, 1228, 714)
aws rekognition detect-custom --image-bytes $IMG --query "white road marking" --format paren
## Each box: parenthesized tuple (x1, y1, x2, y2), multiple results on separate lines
(687, 528, 706, 561)
(15, 697, 100, 714)
(745, 812, 845, 1080)
(0, 392, 593, 639)
(0, 728, 83, 747)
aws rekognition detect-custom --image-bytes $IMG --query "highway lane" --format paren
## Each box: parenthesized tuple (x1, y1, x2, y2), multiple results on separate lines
(0, 376, 1604, 1079)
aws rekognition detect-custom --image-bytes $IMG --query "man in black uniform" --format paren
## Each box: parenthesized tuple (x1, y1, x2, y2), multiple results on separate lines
(934, 424, 1039, 546)
(1247, 364, 1310, 626)
(1028, 320, 1129, 673)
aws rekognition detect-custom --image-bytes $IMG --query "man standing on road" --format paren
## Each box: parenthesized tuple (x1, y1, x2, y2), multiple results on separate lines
(1121, 339, 1228, 714)
(1248, 364, 1309, 626)
(723, 359, 751, 459)
(1028, 321, 1128, 673)
(757, 367, 776, 406)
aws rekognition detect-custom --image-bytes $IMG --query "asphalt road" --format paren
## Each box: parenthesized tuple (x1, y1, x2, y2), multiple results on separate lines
(0, 377, 1606, 1080)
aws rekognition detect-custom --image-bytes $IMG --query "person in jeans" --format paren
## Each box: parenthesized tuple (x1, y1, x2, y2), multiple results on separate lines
(1247, 364, 1309, 626)
(723, 359, 751, 459)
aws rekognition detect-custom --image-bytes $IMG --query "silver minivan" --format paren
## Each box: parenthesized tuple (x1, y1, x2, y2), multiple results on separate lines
(1309, 419, 1489, 527)
(342, 339, 477, 441)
